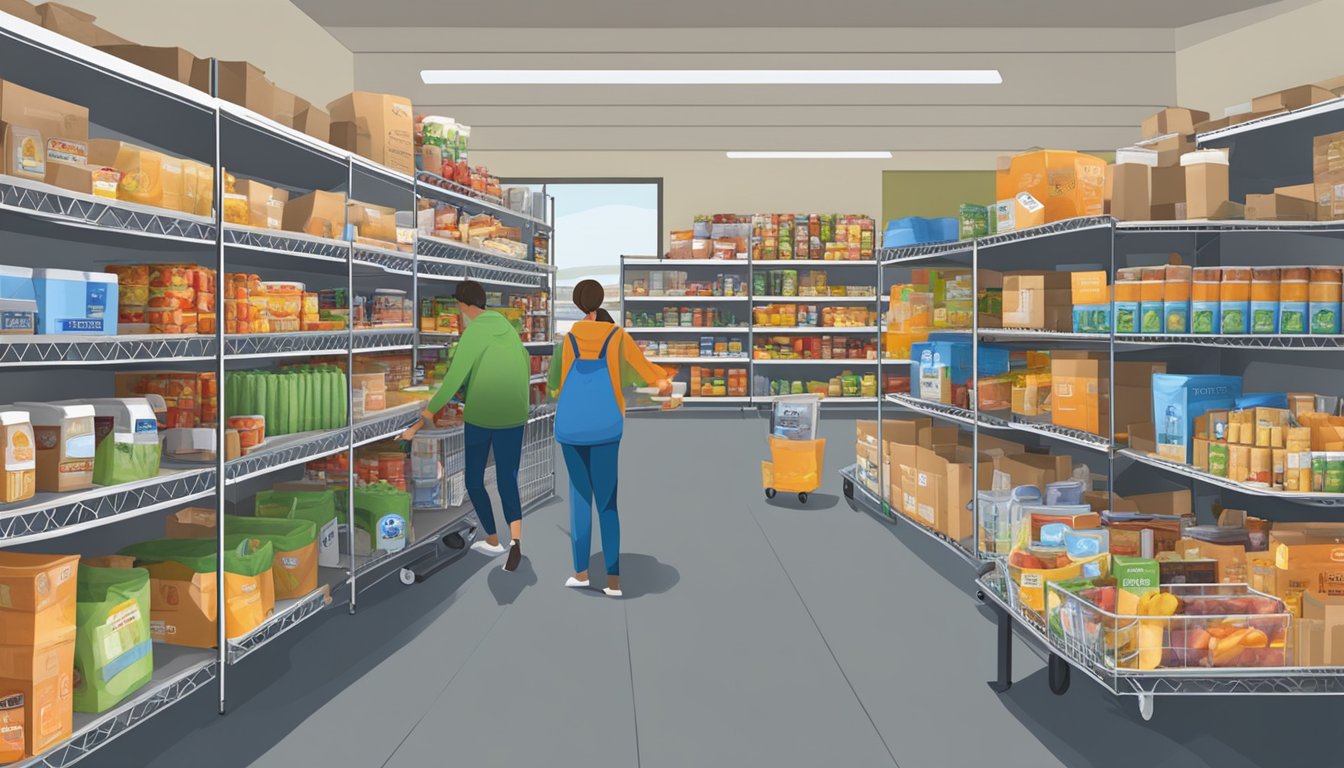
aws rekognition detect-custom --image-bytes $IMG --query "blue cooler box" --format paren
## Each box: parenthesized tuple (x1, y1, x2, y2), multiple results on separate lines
(32, 268, 118, 335)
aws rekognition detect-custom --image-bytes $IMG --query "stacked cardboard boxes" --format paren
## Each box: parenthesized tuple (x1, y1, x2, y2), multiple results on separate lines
(0, 553, 77, 758)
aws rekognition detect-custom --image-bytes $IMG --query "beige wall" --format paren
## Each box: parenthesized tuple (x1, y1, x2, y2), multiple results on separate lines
(54, 0, 354, 105)
(1175, 0, 1343, 113)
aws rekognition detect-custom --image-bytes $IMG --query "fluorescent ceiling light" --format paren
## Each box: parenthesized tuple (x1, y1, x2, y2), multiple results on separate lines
(421, 69, 1001, 85)
(726, 151, 893, 159)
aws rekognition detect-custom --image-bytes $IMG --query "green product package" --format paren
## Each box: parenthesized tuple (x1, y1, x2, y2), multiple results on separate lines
(1208, 443, 1229, 478)
(120, 536, 273, 578)
(958, 204, 989, 240)
(254, 489, 340, 528)
(354, 481, 412, 552)
(73, 566, 154, 713)
(224, 515, 318, 598)
(91, 404, 162, 487)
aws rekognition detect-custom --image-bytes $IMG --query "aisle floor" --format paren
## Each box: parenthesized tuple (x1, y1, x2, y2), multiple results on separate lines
(89, 413, 1342, 768)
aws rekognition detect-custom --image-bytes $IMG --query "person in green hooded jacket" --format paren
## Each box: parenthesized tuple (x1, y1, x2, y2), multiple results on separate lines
(401, 280, 531, 572)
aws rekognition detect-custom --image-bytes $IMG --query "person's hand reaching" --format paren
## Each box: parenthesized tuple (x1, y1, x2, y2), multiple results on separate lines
(399, 420, 423, 441)
(654, 378, 674, 397)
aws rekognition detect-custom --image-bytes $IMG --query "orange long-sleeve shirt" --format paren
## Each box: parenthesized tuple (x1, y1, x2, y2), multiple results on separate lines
(549, 321, 666, 412)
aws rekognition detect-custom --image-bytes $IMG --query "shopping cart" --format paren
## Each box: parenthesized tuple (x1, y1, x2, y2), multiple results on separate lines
(761, 394, 826, 503)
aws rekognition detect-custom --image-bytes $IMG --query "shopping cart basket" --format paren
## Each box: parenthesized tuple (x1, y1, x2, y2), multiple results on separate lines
(761, 394, 826, 503)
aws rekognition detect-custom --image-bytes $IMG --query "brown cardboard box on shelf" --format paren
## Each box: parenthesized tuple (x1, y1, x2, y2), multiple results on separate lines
(35, 2, 129, 46)
(1246, 184, 1318, 221)
(327, 91, 414, 176)
(1128, 488, 1191, 517)
(1051, 352, 1107, 435)
(1002, 271, 1071, 330)
(1111, 161, 1151, 221)
(1175, 537, 1246, 583)
(1146, 133, 1194, 168)
(1183, 149, 1231, 220)
(292, 100, 331, 142)
(271, 87, 299, 127)
(1141, 107, 1210, 140)
(47, 161, 93, 194)
(1252, 85, 1335, 113)
(1302, 592, 1344, 666)
(88, 139, 171, 209)
(95, 45, 209, 92)
(233, 179, 286, 229)
(0, 80, 89, 185)
(348, 199, 396, 244)
(915, 445, 973, 541)
(282, 189, 346, 239)
(992, 452, 1072, 491)
(1314, 131, 1344, 221)
(856, 418, 928, 448)
(0, 552, 78, 756)
(216, 61, 275, 117)
(1317, 74, 1344, 96)
(0, 0, 40, 23)
(1115, 361, 1166, 442)
(1150, 164, 1186, 206)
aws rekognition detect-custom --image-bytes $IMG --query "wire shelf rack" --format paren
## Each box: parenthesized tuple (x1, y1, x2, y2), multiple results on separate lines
(223, 427, 349, 485)
(879, 239, 973, 265)
(0, 174, 216, 244)
(884, 392, 979, 427)
(352, 402, 425, 447)
(352, 328, 417, 354)
(226, 585, 333, 664)
(352, 242, 414, 274)
(0, 334, 216, 367)
(980, 329, 1111, 343)
(1006, 416, 1113, 452)
(225, 331, 351, 359)
(839, 464, 980, 563)
(1115, 333, 1344, 350)
(223, 224, 350, 263)
(1118, 448, 1344, 507)
(0, 468, 215, 546)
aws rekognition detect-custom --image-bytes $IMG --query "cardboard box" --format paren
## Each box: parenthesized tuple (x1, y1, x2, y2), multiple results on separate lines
(46, 161, 93, 195)
(232, 179, 285, 230)
(0, 552, 78, 757)
(327, 91, 414, 176)
(915, 446, 973, 541)
(1150, 165, 1186, 207)
(95, 45, 209, 91)
(992, 452, 1072, 491)
(0, 0, 40, 23)
(35, 2, 129, 46)
(1302, 592, 1344, 665)
(88, 140, 168, 209)
(856, 418, 928, 449)
(347, 200, 396, 244)
(1252, 85, 1335, 113)
(1003, 150, 1106, 223)
(1314, 131, 1344, 221)
(1002, 271, 1072, 330)
(1070, 271, 1110, 305)
(1176, 537, 1246, 583)
(1246, 184, 1318, 221)
(1147, 133, 1194, 168)
(1141, 107, 1210, 140)
(1111, 162, 1151, 221)
(282, 189, 346, 240)
(1152, 373, 1242, 463)
(0, 80, 89, 185)
(1159, 558, 1217, 585)
(216, 61, 274, 117)
(1183, 150, 1230, 220)
(292, 100, 331, 142)
(1052, 353, 1107, 435)
(1115, 361, 1166, 442)
(1109, 518, 1183, 556)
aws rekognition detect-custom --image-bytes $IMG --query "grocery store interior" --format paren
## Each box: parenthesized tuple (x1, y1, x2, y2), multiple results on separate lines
(3, 0, 1344, 766)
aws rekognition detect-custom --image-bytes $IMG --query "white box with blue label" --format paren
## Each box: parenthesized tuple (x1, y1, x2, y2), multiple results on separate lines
(1152, 374, 1242, 463)
(32, 268, 118, 335)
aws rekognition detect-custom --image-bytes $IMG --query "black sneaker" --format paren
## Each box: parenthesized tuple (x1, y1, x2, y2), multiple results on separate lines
(504, 541, 522, 572)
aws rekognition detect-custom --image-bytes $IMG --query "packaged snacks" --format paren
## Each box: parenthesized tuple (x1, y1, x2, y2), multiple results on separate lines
(1250, 267, 1280, 334)
(254, 487, 341, 568)
(0, 80, 89, 186)
(167, 510, 319, 601)
(0, 411, 35, 503)
(353, 481, 411, 553)
(88, 398, 161, 486)
(30, 269, 117, 335)
(1220, 268, 1251, 335)
(1309, 267, 1341, 334)
(226, 415, 265, 453)
(1190, 267, 1220, 335)
(1280, 266, 1310, 334)
(87, 140, 168, 208)
(72, 566, 153, 713)
(17, 402, 95, 492)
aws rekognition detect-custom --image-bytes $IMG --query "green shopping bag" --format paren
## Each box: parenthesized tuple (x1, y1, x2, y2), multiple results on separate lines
(73, 566, 153, 713)
(354, 482, 411, 553)
(254, 489, 341, 568)
(224, 515, 318, 599)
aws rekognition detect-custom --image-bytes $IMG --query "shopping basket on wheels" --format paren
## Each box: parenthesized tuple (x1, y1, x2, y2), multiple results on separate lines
(761, 394, 826, 503)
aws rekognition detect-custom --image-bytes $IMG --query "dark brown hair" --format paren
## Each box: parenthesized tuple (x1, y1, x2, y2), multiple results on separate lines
(572, 279, 604, 313)
(593, 308, 615, 323)
(454, 280, 486, 309)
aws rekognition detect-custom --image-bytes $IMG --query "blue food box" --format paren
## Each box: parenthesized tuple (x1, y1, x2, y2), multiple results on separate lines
(1163, 301, 1190, 334)
(1280, 302, 1308, 334)
(1114, 301, 1139, 334)
(1072, 304, 1110, 334)
(1220, 301, 1249, 334)
(0, 298, 36, 334)
(1190, 300, 1219, 334)
(32, 268, 118, 335)
(1152, 373, 1242, 463)
(1139, 301, 1164, 333)
(1250, 301, 1279, 334)
(0, 265, 34, 301)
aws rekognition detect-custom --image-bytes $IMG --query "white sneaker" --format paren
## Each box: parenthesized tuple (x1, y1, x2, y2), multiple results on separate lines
(471, 540, 506, 556)
(565, 577, 590, 588)
(603, 588, 623, 597)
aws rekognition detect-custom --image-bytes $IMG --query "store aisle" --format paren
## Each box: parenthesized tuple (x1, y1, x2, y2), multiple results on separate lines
(84, 414, 1337, 768)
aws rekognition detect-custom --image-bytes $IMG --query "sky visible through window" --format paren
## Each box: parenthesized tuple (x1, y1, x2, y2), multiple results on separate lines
(546, 182, 659, 333)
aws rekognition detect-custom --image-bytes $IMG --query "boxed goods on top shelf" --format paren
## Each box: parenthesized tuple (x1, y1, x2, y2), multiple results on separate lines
(414, 114, 502, 199)
(753, 335, 875, 361)
(752, 304, 876, 329)
(330, 92, 413, 176)
(625, 270, 744, 298)
(750, 213, 874, 261)
(673, 214, 749, 259)
(752, 268, 875, 298)
(625, 307, 745, 329)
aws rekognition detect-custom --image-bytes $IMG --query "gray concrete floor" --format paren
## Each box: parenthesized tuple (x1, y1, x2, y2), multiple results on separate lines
(85, 413, 1344, 768)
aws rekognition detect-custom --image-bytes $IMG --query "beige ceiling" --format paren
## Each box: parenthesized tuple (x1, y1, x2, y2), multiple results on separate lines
(294, 0, 1278, 28)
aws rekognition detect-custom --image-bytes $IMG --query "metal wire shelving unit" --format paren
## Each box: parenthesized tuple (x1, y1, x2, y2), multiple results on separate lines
(0, 12, 557, 766)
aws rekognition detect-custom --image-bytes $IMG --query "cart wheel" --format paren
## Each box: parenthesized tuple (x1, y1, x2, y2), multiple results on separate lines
(842, 478, 854, 499)
(765, 488, 777, 499)
(1047, 653, 1070, 695)
(1137, 694, 1154, 721)
(798, 492, 809, 503)
(399, 568, 416, 586)
(975, 590, 986, 602)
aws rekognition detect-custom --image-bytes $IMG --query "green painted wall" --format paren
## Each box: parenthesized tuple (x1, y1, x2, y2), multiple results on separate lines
(882, 171, 994, 224)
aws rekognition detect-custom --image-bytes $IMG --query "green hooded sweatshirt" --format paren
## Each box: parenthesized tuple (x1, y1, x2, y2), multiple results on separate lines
(426, 310, 530, 428)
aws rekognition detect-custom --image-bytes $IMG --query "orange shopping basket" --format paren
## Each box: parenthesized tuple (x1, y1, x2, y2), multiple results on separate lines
(762, 435, 826, 502)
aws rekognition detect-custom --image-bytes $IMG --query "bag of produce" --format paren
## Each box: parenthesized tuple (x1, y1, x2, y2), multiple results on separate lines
(225, 515, 317, 600)
(119, 536, 274, 648)
(255, 488, 340, 568)
(354, 482, 411, 554)
(73, 566, 153, 713)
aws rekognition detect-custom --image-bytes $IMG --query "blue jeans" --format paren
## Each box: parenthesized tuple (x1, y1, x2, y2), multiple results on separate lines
(561, 440, 621, 576)
(464, 423, 524, 538)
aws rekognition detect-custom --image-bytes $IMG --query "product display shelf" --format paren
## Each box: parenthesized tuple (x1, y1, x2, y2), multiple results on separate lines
(1117, 448, 1344, 507)
(1115, 219, 1344, 235)
(14, 647, 218, 768)
(419, 332, 458, 349)
(226, 584, 334, 665)
(1003, 416, 1114, 453)
(680, 396, 754, 404)
(0, 173, 217, 245)
(752, 358, 880, 366)
(751, 325, 880, 334)
(352, 242, 416, 275)
(223, 426, 351, 486)
(840, 463, 980, 563)
(752, 294, 878, 303)
(977, 215, 1115, 250)
(622, 258, 750, 267)
(352, 328, 418, 354)
(222, 224, 351, 264)
(884, 392, 981, 427)
(625, 326, 751, 334)
(224, 330, 352, 359)
(879, 239, 973, 265)
(1114, 333, 1344, 350)
(979, 329, 1110, 343)
(350, 504, 479, 584)
(762, 395, 878, 405)
(1198, 96, 1344, 143)
(0, 334, 216, 366)
(416, 171, 551, 230)
(351, 402, 425, 447)
(647, 356, 749, 364)
(217, 99, 348, 167)
(622, 295, 749, 302)
(0, 467, 215, 546)
(417, 235, 556, 277)
(754, 259, 878, 267)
